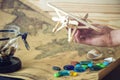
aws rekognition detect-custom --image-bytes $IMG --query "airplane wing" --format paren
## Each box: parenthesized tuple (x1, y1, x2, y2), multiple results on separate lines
(47, 2, 101, 32)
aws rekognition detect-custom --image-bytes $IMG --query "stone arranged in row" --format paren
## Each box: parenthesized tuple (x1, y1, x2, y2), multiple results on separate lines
(53, 60, 111, 77)
(54, 70, 78, 77)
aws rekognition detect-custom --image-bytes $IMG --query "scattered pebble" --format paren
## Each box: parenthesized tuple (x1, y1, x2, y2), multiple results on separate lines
(52, 66, 61, 71)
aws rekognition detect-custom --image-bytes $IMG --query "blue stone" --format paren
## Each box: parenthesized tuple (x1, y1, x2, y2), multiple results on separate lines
(58, 70, 70, 76)
(52, 66, 61, 71)
(90, 65, 102, 71)
(63, 65, 74, 70)
(74, 67, 86, 72)
(75, 64, 81, 68)
(88, 63, 93, 68)
(103, 61, 110, 66)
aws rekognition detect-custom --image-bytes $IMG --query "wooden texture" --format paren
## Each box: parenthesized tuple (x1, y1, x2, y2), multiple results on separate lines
(46, 2, 120, 13)
(19, 0, 55, 26)
(99, 58, 120, 80)
(19, 0, 120, 20)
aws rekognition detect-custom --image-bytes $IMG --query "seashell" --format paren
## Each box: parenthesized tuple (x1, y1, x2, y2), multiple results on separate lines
(87, 49, 103, 60)
(104, 57, 116, 63)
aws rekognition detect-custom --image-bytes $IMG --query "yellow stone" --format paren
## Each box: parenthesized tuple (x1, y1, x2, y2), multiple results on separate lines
(70, 71, 78, 77)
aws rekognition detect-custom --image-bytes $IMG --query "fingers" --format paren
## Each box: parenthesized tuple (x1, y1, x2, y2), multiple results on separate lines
(74, 29, 81, 43)
(73, 29, 93, 43)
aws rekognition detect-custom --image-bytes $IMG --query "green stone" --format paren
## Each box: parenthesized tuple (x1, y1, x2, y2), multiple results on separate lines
(99, 64, 106, 68)
(96, 63, 102, 66)
(54, 73, 60, 77)
(81, 65, 88, 69)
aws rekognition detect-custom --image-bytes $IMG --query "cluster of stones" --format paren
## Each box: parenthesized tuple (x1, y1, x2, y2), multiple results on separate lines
(53, 60, 110, 77)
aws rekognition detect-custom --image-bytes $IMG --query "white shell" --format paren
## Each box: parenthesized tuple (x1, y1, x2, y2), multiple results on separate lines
(87, 49, 103, 60)
(104, 57, 116, 63)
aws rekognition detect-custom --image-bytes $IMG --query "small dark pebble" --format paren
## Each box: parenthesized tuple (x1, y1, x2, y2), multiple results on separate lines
(89, 65, 102, 71)
(52, 66, 61, 71)
(63, 65, 74, 70)
(80, 61, 92, 65)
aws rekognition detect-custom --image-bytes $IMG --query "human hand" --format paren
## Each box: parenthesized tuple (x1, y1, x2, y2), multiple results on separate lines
(74, 24, 120, 47)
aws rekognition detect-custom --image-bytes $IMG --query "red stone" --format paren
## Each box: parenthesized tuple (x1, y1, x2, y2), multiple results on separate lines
(71, 61, 79, 66)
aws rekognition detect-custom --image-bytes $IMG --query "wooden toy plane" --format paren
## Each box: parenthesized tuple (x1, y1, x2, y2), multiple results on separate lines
(47, 3, 116, 42)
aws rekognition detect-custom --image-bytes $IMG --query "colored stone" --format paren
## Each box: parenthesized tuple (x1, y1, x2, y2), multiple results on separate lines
(96, 63, 102, 66)
(96, 62, 106, 68)
(52, 66, 61, 71)
(103, 61, 110, 66)
(63, 65, 74, 70)
(69, 71, 78, 77)
(90, 65, 102, 71)
(74, 67, 86, 72)
(71, 61, 79, 66)
(81, 65, 88, 69)
(80, 61, 93, 65)
(58, 70, 70, 76)
(75, 64, 81, 68)
(54, 73, 61, 77)
(99, 64, 106, 68)
(88, 63, 93, 68)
